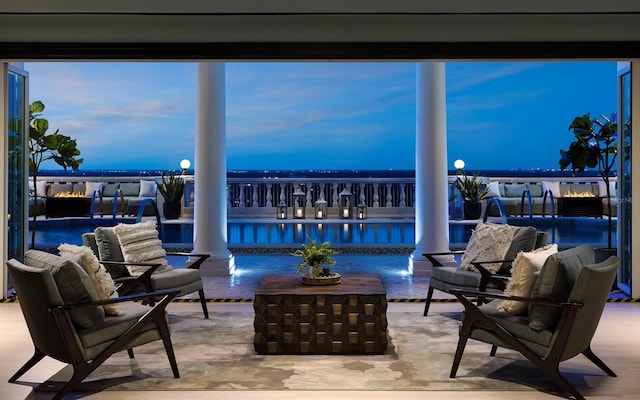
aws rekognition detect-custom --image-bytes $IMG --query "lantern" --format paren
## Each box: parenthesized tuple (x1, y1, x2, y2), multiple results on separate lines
(276, 201, 287, 219)
(315, 199, 328, 219)
(339, 187, 353, 219)
(357, 202, 368, 220)
(293, 186, 306, 219)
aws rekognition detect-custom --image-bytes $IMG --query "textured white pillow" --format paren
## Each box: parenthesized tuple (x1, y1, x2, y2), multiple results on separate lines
(85, 181, 103, 198)
(485, 181, 501, 198)
(460, 223, 516, 273)
(498, 244, 559, 315)
(541, 181, 561, 198)
(58, 243, 125, 316)
(139, 180, 157, 197)
(113, 221, 172, 276)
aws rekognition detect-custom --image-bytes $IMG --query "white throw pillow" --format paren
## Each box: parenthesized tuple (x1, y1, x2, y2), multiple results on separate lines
(58, 243, 125, 316)
(85, 181, 103, 198)
(460, 222, 516, 273)
(139, 180, 157, 197)
(542, 181, 561, 198)
(113, 221, 172, 276)
(497, 244, 559, 315)
(485, 181, 501, 198)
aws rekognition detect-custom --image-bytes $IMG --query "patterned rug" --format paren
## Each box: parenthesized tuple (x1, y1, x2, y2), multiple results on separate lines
(39, 310, 571, 395)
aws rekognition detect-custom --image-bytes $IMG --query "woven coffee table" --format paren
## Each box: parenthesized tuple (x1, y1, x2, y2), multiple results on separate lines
(253, 274, 388, 355)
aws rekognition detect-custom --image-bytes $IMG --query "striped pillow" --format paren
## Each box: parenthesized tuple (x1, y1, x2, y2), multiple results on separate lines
(113, 221, 172, 276)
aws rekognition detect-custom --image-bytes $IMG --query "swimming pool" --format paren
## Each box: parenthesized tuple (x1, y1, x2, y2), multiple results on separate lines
(29, 216, 615, 249)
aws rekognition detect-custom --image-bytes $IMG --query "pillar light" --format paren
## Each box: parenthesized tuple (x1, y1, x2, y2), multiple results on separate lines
(339, 187, 353, 219)
(180, 159, 191, 175)
(293, 186, 306, 219)
(276, 201, 288, 219)
(315, 199, 328, 219)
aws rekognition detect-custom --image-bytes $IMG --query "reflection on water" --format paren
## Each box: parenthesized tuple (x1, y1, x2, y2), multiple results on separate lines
(30, 217, 615, 248)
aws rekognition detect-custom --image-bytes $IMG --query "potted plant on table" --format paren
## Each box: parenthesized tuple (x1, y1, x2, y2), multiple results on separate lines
(292, 235, 340, 285)
(456, 172, 489, 220)
(157, 172, 185, 220)
(559, 113, 618, 257)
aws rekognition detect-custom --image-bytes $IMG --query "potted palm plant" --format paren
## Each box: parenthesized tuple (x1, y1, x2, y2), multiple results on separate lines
(291, 236, 340, 285)
(456, 172, 489, 219)
(559, 113, 617, 253)
(157, 172, 185, 219)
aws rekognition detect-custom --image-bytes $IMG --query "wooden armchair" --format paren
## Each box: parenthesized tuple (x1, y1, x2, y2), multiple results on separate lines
(82, 226, 210, 319)
(423, 224, 548, 316)
(7, 250, 180, 400)
(449, 245, 618, 400)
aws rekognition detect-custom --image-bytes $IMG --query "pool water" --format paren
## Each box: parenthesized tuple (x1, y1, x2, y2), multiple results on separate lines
(30, 216, 616, 249)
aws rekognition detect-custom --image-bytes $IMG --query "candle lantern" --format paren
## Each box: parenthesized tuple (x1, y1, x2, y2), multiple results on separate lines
(293, 186, 306, 219)
(276, 201, 288, 219)
(339, 187, 353, 219)
(315, 199, 328, 219)
(356, 201, 368, 220)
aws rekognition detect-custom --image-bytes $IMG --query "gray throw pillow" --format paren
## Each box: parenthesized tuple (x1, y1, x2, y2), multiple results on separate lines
(499, 226, 537, 274)
(24, 250, 105, 328)
(528, 244, 594, 331)
(94, 226, 129, 278)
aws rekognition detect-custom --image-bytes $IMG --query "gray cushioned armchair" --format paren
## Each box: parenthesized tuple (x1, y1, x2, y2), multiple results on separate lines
(82, 227, 210, 319)
(7, 250, 180, 400)
(449, 245, 618, 400)
(423, 225, 548, 316)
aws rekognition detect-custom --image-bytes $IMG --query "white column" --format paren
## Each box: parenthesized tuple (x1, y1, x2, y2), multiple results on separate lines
(192, 62, 235, 276)
(409, 62, 452, 277)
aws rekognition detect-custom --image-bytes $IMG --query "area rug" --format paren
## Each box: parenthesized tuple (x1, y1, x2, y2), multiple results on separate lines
(40, 311, 571, 394)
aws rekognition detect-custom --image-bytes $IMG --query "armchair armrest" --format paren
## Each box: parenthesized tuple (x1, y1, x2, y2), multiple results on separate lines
(101, 260, 163, 295)
(470, 259, 514, 292)
(449, 289, 583, 309)
(51, 288, 180, 311)
(423, 250, 465, 267)
(166, 252, 210, 269)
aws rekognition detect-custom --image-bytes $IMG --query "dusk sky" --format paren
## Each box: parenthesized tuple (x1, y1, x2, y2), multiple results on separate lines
(24, 61, 617, 173)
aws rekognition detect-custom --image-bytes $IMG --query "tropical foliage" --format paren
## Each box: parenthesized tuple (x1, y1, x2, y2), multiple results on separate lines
(28, 100, 83, 248)
(559, 113, 617, 249)
(157, 172, 185, 203)
(455, 172, 489, 204)
(291, 236, 338, 277)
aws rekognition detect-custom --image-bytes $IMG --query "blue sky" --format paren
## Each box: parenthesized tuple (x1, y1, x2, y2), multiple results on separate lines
(24, 61, 617, 172)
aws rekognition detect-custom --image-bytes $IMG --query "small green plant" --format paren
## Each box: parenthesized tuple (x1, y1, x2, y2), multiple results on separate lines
(455, 172, 489, 203)
(157, 172, 185, 203)
(291, 235, 338, 277)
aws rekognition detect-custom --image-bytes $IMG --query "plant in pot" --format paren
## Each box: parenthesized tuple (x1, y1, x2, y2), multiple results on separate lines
(559, 113, 617, 258)
(291, 235, 340, 285)
(455, 172, 489, 220)
(157, 172, 185, 220)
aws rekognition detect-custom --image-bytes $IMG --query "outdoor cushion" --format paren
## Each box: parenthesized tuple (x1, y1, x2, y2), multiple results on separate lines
(460, 223, 515, 273)
(525, 183, 543, 197)
(528, 244, 594, 331)
(498, 244, 558, 315)
(499, 226, 537, 274)
(150, 269, 203, 295)
(504, 184, 526, 198)
(113, 221, 172, 276)
(102, 183, 119, 197)
(138, 180, 157, 197)
(119, 182, 140, 197)
(84, 181, 104, 197)
(94, 226, 129, 278)
(58, 243, 125, 316)
(48, 183, 74, 197)
(24, 249, 105, 329)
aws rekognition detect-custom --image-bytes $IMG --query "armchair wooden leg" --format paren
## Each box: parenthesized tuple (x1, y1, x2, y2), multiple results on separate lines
(198, 289, 209, 319)
(490, 345, 498, 357)
(127, 348, 135, 359)
(9, 348, 45, 382)
(423, 286, 435, 316)
(450, 330, 469, 378)
(583, 345, 617, 377)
